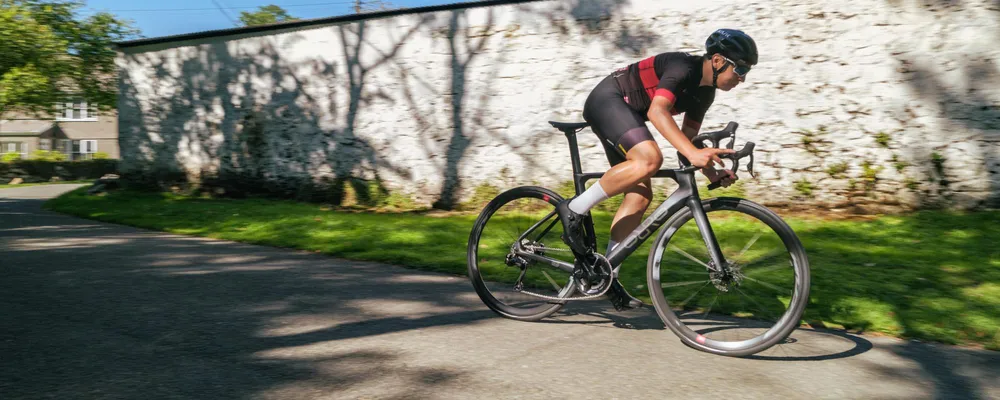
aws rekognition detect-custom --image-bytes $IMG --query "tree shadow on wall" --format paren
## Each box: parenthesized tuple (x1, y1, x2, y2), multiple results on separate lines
(895, 54, 1000, 209)
(117, 2, 667, 211)
(118, 20, 429, 206)
(416, 1, 663, 209)
(392, 8, 544, 210)
(528, 0, 660, 57)
(403, 9, 499, 210)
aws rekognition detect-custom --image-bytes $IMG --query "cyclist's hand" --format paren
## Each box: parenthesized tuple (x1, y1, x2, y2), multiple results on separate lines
(686, 147, 735, 169)
(702, 167, 737, 187)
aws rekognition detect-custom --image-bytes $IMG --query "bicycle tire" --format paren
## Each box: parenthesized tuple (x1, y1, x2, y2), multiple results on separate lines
(467, 186, 577, 321)
(646, 197, 811, 357)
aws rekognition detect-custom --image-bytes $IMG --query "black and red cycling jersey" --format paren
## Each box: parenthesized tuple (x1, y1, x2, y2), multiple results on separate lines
(611, 51, 715, 128)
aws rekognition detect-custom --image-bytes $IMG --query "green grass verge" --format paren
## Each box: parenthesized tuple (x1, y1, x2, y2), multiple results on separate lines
(0, 180, 91, 189)
(44, 187, 1000, 350)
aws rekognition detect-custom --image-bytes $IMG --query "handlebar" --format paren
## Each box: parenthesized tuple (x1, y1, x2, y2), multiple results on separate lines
(678, 121, 757, 190)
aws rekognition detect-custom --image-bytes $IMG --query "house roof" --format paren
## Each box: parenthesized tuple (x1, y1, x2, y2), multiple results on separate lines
(0, 120, 54, 136)
(114, 0, 545, 49)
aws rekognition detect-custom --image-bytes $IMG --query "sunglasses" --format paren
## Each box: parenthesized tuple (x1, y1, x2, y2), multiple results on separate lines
(721, 55, 751, 77)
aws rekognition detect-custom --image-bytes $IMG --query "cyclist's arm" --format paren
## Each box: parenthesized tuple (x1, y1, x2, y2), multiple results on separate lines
(647, 94, 698, 159)
(681, 93, 711, 139)
(681, 117, 701, 139)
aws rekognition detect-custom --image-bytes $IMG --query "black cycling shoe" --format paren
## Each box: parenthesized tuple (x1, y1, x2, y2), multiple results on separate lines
(556, 199, 593, 258)
(608, 279, 645, 311)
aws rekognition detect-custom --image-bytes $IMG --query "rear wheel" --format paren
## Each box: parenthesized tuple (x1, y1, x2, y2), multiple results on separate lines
(467, 186, 579, 321)
(647, 197, 810, 357)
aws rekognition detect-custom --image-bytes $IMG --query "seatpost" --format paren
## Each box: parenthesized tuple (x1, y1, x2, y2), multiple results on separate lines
(564, 130, 585, 195)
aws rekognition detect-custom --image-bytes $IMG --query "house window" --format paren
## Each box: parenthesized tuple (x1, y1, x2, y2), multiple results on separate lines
(58, 139, 73, 159)
(0, 141, 26, 157)
(39, 139, 52, 151)
(55, 100, 98, 121)
(72, 140, 97, 160)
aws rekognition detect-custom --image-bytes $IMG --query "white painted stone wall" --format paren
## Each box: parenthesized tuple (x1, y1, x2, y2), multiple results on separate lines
(116, 0, 1000, 210)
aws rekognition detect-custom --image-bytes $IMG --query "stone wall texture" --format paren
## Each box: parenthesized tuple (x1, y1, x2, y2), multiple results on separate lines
(116, 0, 1000, 210)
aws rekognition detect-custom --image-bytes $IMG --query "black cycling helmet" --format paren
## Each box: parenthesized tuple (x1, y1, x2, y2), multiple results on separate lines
(705, 29, 758, 87)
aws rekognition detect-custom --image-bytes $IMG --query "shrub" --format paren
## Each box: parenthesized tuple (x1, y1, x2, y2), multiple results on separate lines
(29, 150, 68, 161)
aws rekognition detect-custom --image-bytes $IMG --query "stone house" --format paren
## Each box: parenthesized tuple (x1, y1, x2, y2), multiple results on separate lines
(0, 102, 119, 160)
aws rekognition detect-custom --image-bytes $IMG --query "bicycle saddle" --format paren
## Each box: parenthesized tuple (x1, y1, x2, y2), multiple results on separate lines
(548, 121, 590, 131)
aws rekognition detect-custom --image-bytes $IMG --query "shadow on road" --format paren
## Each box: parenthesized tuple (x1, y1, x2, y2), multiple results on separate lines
(2, 188, 998, 399)
(0, 193, 494, 399)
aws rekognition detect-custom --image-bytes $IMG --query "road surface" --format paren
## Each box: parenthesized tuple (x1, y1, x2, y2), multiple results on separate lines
(1, 184, 997, 399)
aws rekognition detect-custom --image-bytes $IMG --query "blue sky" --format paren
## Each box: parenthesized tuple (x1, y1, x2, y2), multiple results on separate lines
(79, 0, 454, 39)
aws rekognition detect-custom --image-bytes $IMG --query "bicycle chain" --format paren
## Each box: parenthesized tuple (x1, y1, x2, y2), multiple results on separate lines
(517, 253, 617, 302)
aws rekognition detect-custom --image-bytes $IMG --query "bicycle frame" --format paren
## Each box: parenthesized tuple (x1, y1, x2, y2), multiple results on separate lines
(512, 124, 728, 274)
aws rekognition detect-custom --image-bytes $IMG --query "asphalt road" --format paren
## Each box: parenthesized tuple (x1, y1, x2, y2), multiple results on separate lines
(1, 184, 998, 400)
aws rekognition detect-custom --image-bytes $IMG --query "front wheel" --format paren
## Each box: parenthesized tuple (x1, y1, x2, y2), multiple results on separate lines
(647, 197, 811, 357)
(467, 186, 579, 321)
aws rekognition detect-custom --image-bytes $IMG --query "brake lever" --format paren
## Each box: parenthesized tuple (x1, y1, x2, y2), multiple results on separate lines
(707, 141, 756, 190)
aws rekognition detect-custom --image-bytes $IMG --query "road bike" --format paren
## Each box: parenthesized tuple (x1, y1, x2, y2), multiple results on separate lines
(466, 120, 811, 357)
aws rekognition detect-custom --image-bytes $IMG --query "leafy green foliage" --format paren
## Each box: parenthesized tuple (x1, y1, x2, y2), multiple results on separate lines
(2, 151, 22, 162)
(891, 153, 910, 173)
(861, 160, 883, 193)
(794, 178, 814, 197)
(826, 161, 849, 178)
(29, 149, 67, 161)
(875, 131, 891, 148)
(0, 0, 139, 117)
(238, 5, 298, 26)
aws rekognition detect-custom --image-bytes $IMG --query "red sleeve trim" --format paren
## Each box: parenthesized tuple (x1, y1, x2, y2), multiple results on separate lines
(683, 118, 702, 131)
(654, 88, 676, 103)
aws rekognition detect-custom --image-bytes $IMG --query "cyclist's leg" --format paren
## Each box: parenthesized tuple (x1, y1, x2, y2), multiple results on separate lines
(608, 177, 653, 253)
(574, 75, 662, 216)
(558, 75, 662, 257)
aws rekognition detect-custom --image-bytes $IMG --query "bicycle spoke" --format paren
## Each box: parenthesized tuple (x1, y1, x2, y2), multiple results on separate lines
(702, 294, 719, 319)
(743, 276, 792, 295)
(734, 230, 764, 262)
(687, 226, 707, 258)
(743, 249, 786, 266)
(541, 270, 562, 291)
(670, 245, 710, 268)
(736, 287, 780, 321)
(661, 279, 710, 288)
(743, 263, 786, 276)
(666, 269, 712, 276)
(676, 281, 711, 308)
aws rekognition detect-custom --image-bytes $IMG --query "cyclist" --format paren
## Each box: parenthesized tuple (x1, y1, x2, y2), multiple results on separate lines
(558, 29, 757, 310)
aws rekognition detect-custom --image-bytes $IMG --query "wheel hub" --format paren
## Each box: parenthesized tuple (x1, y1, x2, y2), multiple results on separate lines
(709, 260, 745, 292)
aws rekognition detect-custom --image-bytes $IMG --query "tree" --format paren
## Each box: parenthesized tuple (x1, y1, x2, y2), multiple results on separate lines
(356, 0, 399, 12)
(238, 5, 298, 26)
(0, 0, 139, 119)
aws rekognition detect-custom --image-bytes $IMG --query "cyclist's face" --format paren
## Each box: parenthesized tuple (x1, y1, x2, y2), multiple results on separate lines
(714, 55, 746, 91)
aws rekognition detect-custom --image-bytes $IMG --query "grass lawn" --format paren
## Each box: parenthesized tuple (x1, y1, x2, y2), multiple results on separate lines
(44, 187, 1000, 350)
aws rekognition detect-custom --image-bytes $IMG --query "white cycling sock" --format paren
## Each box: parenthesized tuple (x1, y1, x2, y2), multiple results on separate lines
(568, 181, 609, 214)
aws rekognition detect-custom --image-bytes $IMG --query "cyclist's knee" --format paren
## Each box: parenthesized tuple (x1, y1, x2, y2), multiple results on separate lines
(626, 142, 663, 177)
